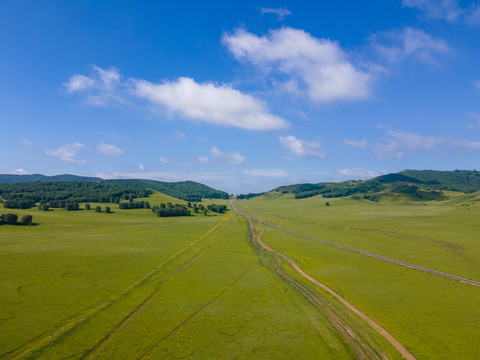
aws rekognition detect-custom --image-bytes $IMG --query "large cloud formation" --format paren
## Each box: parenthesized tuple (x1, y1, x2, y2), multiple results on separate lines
(222, 27, 373, 103)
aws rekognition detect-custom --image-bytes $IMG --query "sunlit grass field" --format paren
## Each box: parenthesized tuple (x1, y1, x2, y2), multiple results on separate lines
(236, 192, 480, 359)
(1, 191, 383, 359)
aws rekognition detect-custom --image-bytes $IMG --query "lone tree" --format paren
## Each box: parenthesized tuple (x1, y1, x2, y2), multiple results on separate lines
(85, 203, 91, 210)
(21, 215, 33, 225)
(105, 206, 111, 213)
(95, 206, 101, 212)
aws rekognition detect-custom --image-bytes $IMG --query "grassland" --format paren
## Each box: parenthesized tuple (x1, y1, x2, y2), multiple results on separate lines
(2, 188, 480, 359)
(1, 191, 388, 359)
(236, 191, 480, 359)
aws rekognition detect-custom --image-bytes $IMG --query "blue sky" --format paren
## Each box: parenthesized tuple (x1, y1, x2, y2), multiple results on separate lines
(1, 0, 480, 193)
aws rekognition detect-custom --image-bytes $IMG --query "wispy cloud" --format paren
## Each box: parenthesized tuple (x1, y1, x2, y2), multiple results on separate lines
(370, 27, 449, 64)
(21, 139, 35, 148)
(97, 142, 124, 156)
(403, 0, 480, 25)
(467, 112, 480, 128)
(63, 66, 127, 106)
(279, 135, 325, 158)
(343, 138, 368, 149)
(65, 66, 289, 131)
(346, 129, 480, 159)
(337, 168, 383, 179)
(198, 156, 209, 164)
(222, 27, 373, 103)
(259, 7, 292, 20)
(45, 143, 87, 164)
(242, 168, 288, 177)
(211, 146, 245, 164)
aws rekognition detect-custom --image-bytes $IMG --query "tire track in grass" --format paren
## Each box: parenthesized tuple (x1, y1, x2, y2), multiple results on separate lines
(246, 217, 416, 360)
(231, 198, 480, 287)
(138, 265, 255, 360)
(83, 215, 236, 359)
(4, 216, 231, 360)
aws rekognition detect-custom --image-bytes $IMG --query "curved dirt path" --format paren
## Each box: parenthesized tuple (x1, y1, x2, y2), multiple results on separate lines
(247, 218, 415, 360)
(230, 198, 480, 288)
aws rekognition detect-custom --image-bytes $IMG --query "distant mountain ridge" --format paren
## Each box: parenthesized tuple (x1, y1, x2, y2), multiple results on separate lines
(0, 174, 102, 183)
(0, 174, 229, 202)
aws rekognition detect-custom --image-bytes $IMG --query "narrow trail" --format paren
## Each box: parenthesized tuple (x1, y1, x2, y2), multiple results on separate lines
(230, 198, 480, 288)
(248, 218, 415, 360)
(5, 216, 231, 360)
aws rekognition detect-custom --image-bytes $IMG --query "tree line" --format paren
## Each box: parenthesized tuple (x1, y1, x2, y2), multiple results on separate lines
(0, 213, 33, 225)
(0, 181, 152, 209)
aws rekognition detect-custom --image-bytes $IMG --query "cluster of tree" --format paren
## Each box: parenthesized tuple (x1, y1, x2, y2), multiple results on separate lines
(0, 213, 33, 225)
(118, 201, 150, 209)
(237, 193, 263, 200)
(0, 181, 152, 207)
(207, 204, 227, 213)
(152, 203, 191, 217)
(3, 199, 36, 209)
(192, 203, 209, 215)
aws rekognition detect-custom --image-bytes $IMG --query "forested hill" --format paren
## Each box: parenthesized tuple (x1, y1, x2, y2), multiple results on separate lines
(104, 179, 229, 202)
(250, 169, 480, 200)
(0, 174, 229, 202)
(0, 174, 102, 183)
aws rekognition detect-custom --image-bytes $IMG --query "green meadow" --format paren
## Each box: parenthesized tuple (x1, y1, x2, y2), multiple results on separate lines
(2, 188, 480, 359)
(0, 191, 387, 359)
(237, 192, 480, 359)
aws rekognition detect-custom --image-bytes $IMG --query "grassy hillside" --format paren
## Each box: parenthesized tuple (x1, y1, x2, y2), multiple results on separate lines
(270, 169, 480, 200)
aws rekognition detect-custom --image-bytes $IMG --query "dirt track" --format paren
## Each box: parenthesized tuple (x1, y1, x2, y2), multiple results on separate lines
(230, 198, 480, 288)
(237, 200, 416, 360)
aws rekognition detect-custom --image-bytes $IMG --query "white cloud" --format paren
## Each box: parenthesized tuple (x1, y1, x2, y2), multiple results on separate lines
(64, 74, 96, 93)
(259, 7, 292, 20)
(211, 145, 245, 165)
(11, 168, 28, 175)
(279, 135, 325, 158)
(45, 143, 86, 164)
(348, 129, 480, 159)
(403, 0, 463, 21)
(403, 0, 480, 25)
(198, 156, 209, 164)
(159, 156, 173, 165)
(370, 27, 449, 64)
(344, 138, 369, 149)
(134, 77, 288, 130)
(64, 66, 126, 106)
(21, 139, 34, 147)
(242, 168, 288, 177)
(337, 168, 382, 179)
(222, 27, 373, 103)
(475, 80, 480, 90)
(138, 164, 145, 171)
(97, 142, 124, 156)
(66, 66, 288, 131)
(174, 130, 186, 137)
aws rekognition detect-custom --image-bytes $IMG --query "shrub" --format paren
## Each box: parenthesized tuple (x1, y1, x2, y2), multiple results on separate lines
(21, 215, 33, 225)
